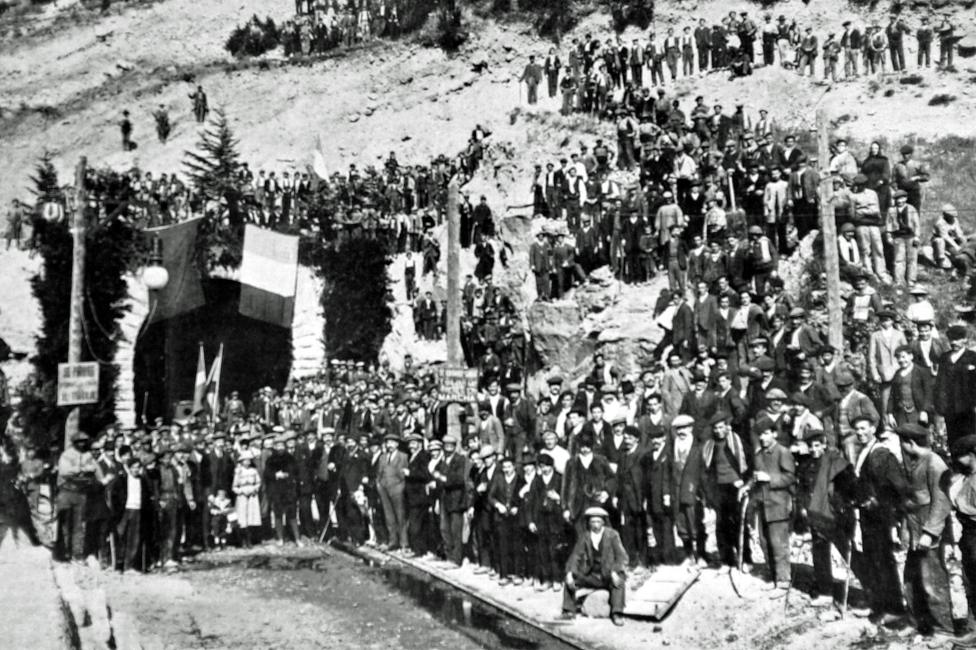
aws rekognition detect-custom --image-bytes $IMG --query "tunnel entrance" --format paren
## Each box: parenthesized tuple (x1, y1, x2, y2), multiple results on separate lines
(134, 278, 292, 424)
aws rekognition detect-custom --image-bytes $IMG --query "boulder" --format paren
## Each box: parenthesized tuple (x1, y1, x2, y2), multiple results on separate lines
(958, 33, 976, 58)
(527, 301, 585, 371)
(580, 589, 611, 618)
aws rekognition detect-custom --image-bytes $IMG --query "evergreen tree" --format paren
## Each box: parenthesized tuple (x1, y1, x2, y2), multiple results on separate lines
(183, 108, 244, 227)
(29, 151, 63, 207)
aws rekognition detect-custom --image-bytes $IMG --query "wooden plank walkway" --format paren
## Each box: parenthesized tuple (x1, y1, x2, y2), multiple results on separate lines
(338, 541, 702, 650)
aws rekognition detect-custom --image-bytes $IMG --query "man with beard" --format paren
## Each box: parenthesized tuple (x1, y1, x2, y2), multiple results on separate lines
(264, 435, 302, 547)
(527, 454, 565, 591)
(641, 427, 675, 564)
(489, 457, 525, 585)
(56, 432, 98, 562)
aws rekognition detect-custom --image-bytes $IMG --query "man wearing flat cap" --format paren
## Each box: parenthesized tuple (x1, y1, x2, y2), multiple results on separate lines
(561, 506, 628, 626)
(885, 189, 920, 286)
(750, 416, 795, 594)
(896, 423, 954, 639)
(702, 412, 750, 569)
(935, 325, 976, 445)
(797, 429, 858, 608)
(503, 382, 537, 466)
(893, 144, 929, 213)
(850, 172, 887, 282)
(888, 344, 934, 429)
(433, 435, 468, 566)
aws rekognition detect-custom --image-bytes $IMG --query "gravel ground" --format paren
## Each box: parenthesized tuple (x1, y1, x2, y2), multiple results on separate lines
(99, 544, 484, 650)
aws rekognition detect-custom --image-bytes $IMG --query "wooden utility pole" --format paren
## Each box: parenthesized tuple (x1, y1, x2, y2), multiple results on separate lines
(445, 179, 463, 440)
(816, 109, 843, 350)
(64, 157, 88, 449)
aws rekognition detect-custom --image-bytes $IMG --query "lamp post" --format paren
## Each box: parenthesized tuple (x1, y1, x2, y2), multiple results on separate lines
(141, 235, 169, 424)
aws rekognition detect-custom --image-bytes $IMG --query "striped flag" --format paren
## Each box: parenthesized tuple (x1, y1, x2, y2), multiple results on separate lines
(239, 225, 299, 329)
(191, 344, 207, 415)
(205, 343, 223, 415)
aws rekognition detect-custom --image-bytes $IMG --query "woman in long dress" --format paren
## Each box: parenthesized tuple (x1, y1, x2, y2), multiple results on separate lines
(232, 452, 262, 548)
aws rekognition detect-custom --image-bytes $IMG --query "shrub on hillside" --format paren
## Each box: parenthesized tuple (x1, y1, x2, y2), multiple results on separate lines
(533, 0, 581, 39)
(226, 15, 281, 58)
(609, 0, 653, 32)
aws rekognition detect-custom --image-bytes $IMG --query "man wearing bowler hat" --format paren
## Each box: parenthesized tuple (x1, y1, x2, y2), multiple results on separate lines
(376, 432, 408, 551)
(935, 325, 976, 445)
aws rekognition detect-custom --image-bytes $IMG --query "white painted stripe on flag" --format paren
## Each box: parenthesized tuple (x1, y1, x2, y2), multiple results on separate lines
(240, 225, 299, 298)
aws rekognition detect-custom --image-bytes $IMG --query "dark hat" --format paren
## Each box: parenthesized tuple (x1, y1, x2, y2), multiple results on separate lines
(789, 392, 811, 407)
(546, 375, 564, 385)
(383, 432, 402, 442)
(835, 371, 855, 387)
(948, 325, 968, 340)
(893, 189, 908, 199)
(900, 144, 914, 155)
(748, 225, 764, 236)
(577, 432, 596, 449)
(692, 371, 708, 383)
(840, 222, 856, 234)
(876, 309, 896, 321)
(623, 425, 640, 438)
(538, 453, 555, 467)
(709, 411, 731, 426)
(817, 344, 837, 356)
(754, 417, 775, 433)
(478, 401, 492, 414)
(852, 173, 868, 185)
(755, 356, 776, 371)
(803, 429, 827, 443)
(71, 431, 91, 443)
(951, 434, 976, 458)
(895, 423, 929, 444)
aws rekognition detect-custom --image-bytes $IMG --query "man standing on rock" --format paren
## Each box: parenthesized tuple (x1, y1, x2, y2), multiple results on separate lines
(519, 55, 543, 105)
(120, 110, 134, 151)
(530, 231, 552, 302)
(884, 190, 920, 286)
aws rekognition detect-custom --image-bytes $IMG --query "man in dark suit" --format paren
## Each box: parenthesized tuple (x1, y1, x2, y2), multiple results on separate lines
(294, 430, 324, 538)
(788, 157, 819, 241)
(526, 454, 566, 588)
(935, 325, 976, 445)
(376, 433, 409, 551)
(434, 435, 469, 566)
(679, 372, 718, 442)
(417, 292, 439, 340)
(562, 432, 615, 534)
(751, 416, 795, 593)
(560, 506, 629, 626)
(641, 428, 675, 564)
(614, 426, 646, 566)
(337, 436, 369, 545)
(910, 321, 948, 376)
(402, 434, 431, 556)
(888, 345, 934, 428)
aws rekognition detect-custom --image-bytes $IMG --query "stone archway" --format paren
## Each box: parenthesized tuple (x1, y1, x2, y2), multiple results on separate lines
(114, 265, 325, 427)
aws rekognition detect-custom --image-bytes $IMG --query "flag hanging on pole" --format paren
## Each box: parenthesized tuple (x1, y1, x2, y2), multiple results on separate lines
(191, 343, 207, 415)
(145, 218, 206, 324)
(206, 343, 223, 416)
(239, 225, 299, 328)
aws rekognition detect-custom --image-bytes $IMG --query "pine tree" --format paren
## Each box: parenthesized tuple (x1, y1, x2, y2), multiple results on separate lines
(29, 151, 62, 207)
(183, 108, 244, 227)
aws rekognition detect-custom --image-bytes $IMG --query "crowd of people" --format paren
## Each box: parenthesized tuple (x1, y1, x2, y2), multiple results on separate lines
(521, 85, 966, 314)
(3, 298, 974, 638)
(518, 11, 960, 111)
(282, 0, 403, 58)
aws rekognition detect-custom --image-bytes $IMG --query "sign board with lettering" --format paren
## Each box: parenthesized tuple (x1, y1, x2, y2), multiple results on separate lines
(57, 362, 100, 406)
(435, 366, 479, 403)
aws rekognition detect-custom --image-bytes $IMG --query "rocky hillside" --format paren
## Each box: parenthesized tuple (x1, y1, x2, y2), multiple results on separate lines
(3, 0, 976, 393)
